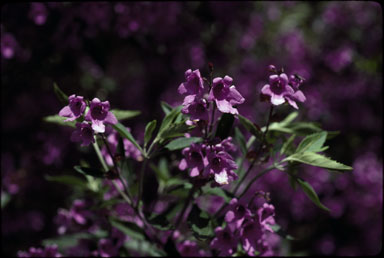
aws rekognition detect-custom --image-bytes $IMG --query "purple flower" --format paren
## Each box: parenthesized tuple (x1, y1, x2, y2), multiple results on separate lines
(179, 143, 207, 177)
(210, 226, 238, 256)
(181, 95, 209, 121)
(59, 94, 86, 122)
(206, 150, 238, 185)
(225, 198, 251, 231)
(208, 76, 245, 115)
(240, 217, 264, 256)
(1, 33, 18, 59)
(29, 3, 48, 25)
(85, 98, 117, 133)
(18, 245, 62, 257)
(71, 122, 95, 146)
(178, 69, 204, 96)
(261, 72, 306, 109)
(257, 203, 275, 233)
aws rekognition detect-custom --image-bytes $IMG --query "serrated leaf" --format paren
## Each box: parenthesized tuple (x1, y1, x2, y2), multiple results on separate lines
(112, 122, 145, 156)
(238, 115, 262, 140)
(111, 109, 141, 121)
(296, 131, 327, 153)
(164, 137, 202, 151)
(110, 218, 146, 240)
(45, 175, 88, 189)
(187, 204, 214, 239)
(283, 152, 353, 171)
(43, 115, 76, 128)
(53, 82, 68, 105)
(74, 166, 105, 178)
(144, 120, 157, 148)
(296, 178, 330, 212)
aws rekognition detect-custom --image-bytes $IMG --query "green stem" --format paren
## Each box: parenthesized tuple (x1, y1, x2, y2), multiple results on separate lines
(92, 140, 108, 172)
(238, 165, 275, 199)
(136, 158, 148, 209)
(232, 105, 274, 196)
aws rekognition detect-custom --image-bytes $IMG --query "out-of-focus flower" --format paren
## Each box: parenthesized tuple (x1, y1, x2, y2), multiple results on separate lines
(85, 98, 117, 133)
(1, 33, 18, 59)
(208, 76, 245, 115)
(29, 3, 48, 25)
(70, 122, 95, 146)
(225, 198, 251, 231)
(18, 245, 62, 257)
(59, 95, 86, 122)
(210, 226, 238, 256)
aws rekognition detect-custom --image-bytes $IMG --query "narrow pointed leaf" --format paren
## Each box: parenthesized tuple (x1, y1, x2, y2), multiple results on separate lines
(296, 178, 330, 212)
(165, 137, 202, 151)
(112, 122, 144, 156)
(53, 82, 68, 105)
(111, 109, 141, 121)
(296, 131, 327, 153)
(144, 120, 157, 148)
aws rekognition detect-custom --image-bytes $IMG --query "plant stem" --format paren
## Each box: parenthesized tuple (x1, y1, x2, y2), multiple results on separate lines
(232, 105, 274, 195)
(238, 165, 275, 199)
(137, 158, 148, 209)
(170, 185, 196, 239)
(92, 140, 108, 172)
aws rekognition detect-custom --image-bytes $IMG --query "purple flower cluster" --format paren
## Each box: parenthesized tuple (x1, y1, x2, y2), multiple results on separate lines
(211, 198, 276, 256)
(59, 95, 117, 146)
(179, 68, 245, 122)
(261, 65, 306, 109)
(179, 138, 238, 186)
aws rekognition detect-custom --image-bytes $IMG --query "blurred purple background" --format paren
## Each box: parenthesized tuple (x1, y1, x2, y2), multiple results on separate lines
(1, 2, 382, 256)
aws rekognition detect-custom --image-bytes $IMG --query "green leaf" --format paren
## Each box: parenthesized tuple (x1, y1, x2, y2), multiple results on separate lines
(110, 218, 146, 240)
(45, 175, 88, 189)
(1, 192, 11, 209)
(146, 211, 173, 231)
(160, 101, 173, 115)
(43, 115, 76, 128)
(158, 105, 183, 133)
(296, 131, 327, 153)
(215, 113, 235, 140)
(111, 109, 141, 121)
(74, 166, 105, 178)
(144, 120, 157, 148)
(164, 137, 202, 151)
(187, 204, 214, 239)
(112, 122, 145, 156)
(43, 231, 107, 252)
(157, 121, 195, 144)
(270, 224, 296, 240)
(201, 186, 234, 203)
(280, 135, 296, 155)
(234, 127, 247, 155)
(296, 178, 330, 212)
(246, 135, 256, 149)
(124, 238, 166, 256)
(53, 82, 68, 105)
(238, 115, 262, 140)
(283, 152, 353, 171)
